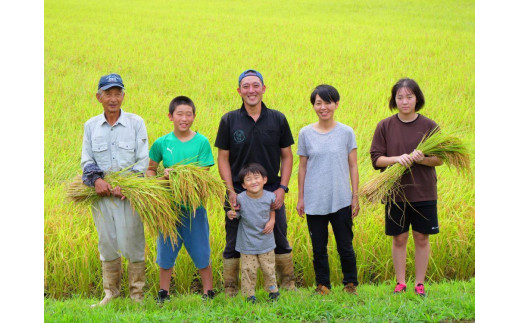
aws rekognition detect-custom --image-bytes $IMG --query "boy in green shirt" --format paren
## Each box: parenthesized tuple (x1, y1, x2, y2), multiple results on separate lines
(146, 96, 215, 302)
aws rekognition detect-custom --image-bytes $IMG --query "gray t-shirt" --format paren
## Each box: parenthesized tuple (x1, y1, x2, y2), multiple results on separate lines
(235, 190, 276, 255)
(297, 122, 357, 215)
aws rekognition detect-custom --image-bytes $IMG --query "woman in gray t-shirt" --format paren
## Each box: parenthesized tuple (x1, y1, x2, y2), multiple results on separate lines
(296, 84, 360, 295)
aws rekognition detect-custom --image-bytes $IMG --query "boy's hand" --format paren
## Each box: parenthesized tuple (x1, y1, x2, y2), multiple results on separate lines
(262, 219, 275, 234)
(163, 168, 173, 180)
(227, 210, 237, 220)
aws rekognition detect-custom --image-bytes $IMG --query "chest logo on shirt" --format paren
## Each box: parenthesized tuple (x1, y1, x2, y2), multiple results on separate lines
(166, 147, 174, 156)
(233, 130, 246, 143)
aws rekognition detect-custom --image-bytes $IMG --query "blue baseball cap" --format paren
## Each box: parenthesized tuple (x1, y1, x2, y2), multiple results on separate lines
(238, 69, 264, 86)
(98, 73, 125, 91)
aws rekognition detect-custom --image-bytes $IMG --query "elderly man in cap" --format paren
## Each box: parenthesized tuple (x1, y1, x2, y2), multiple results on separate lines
(81, 73, 149, 306)
(215, 69, 297, 296)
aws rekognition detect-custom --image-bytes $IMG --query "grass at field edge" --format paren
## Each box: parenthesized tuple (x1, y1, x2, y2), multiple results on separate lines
(45, 279, 475, 322)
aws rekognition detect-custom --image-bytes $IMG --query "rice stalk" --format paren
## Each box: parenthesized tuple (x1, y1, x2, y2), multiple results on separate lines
(360, 127, 471, 204)
(66, 171, 180, 242)
(166, 162, 227, 217)
(66, 163, 227, 243)
(360, 164, 407, 204)
(416, 128, 471, 174)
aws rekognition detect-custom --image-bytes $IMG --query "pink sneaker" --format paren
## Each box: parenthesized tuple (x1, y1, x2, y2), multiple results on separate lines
(393, 282, 407, 294)
(414, 283, 425, 296)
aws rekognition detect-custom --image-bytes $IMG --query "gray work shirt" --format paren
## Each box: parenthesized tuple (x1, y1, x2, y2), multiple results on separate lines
(81, 109, 149, 173)
(297, 122, 357, 215)
(235, 190, 276, 255)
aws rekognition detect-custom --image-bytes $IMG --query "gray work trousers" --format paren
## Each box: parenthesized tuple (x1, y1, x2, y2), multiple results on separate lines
(92, 197, 145, 262)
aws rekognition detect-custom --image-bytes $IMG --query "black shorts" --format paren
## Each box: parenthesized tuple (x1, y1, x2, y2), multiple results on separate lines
(385, 200, 439, 236)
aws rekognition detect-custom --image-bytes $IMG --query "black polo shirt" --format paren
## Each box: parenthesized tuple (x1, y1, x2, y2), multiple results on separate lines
(215, 102, 294, 186)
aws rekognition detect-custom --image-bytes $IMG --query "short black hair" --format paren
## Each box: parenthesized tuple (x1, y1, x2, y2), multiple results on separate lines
(238, 163, 267, 184)
(169, 95, 196, 114)
(310, 84, 340, 105)
(389, 78, 425, 111)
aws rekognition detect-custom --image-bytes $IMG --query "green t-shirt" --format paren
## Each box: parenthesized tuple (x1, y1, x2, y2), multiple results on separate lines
(149, 132, 214, 168)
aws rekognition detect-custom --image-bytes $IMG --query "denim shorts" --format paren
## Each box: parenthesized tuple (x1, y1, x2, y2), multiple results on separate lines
(156, 207, 211, 269)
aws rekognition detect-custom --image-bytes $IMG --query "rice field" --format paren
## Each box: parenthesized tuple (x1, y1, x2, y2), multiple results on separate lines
(45, 0, 474, 298)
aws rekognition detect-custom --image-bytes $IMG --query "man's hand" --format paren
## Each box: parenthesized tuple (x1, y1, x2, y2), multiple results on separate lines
(296, 199, 305, 218)
(351, 195, 360, 218)
(262, 219, 275, 234)
(271, 188, 285, 210)
(94, 178, 112, 197)
(111, 186, 126, 200)
(228, 191, 240, 211)
(227, 210, 237, 220)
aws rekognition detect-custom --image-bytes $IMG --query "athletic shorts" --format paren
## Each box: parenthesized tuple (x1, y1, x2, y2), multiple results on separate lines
(385, 200, 439, 236)
(156, 207, 211, 269)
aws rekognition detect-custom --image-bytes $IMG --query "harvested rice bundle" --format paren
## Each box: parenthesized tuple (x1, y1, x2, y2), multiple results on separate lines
(360, 127, 471, 204)
(66, 171, 180, 242)
(415, 128, 471, 173)
(166, 163, 227, 216)
(67, 164, 227, 240)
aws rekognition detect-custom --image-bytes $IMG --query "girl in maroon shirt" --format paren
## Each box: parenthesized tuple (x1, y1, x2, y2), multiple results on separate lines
(370, 78, 443, 296)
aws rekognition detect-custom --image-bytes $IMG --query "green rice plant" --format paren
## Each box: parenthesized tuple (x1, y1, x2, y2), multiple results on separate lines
(166, 162, 227, 216)
(360, 127, 471, 204)
(66, 171, 180, 242)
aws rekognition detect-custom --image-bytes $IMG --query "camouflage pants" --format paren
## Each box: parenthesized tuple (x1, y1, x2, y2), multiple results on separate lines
(241, 250, 278, 297)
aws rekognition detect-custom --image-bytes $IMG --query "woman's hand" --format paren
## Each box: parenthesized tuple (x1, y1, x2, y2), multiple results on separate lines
(395, 154, 414, 167)
(411, 149, 425, 163)
(296, 199, 305, 218)
(351, 195, 360, 218)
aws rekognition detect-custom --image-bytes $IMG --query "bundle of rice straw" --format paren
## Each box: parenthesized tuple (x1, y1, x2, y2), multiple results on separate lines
(360, 127, 471, 204)
(166, 163, 227, 216)
(67, 170, 179, 241)
(66, 164, 227, 241)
